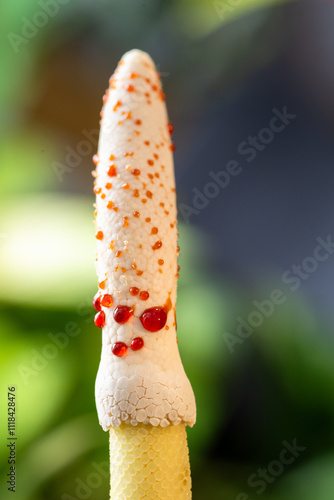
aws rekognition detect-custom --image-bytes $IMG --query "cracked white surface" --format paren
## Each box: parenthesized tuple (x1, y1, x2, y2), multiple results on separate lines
(94, 49, 196, 430)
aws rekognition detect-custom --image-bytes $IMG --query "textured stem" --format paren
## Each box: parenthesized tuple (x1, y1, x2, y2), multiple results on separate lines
(109, 423, 192, 499)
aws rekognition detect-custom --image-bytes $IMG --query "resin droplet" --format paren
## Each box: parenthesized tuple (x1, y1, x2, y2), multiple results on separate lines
(130, 337, 144, 351)
(112, 342, 128, 357)
(140, 307, 167, 332)
(129, 287, 139, 296)
(101, 294, 113, 307)
(93, 293, 101, 312)
(113, 306, 133, 324)
(94, 311, 105, 328)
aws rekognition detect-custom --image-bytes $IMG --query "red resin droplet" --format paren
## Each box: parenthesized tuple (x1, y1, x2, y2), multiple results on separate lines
(140, 291, 149, 301)
(140, 307, 167, 332)
(152, 240, 162, 250)
(113, 306, 133, 324)
(167, 123, 174, 135)
(112, 342, 128, 357)
(93, 293, 101, 312)
(130, 337, 144, 351)
(94, 311, 105, 328)
(101, 294, 113, 307)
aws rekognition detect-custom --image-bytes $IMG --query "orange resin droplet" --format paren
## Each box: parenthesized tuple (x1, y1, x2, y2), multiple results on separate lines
(132, 169, 140, 176)
(109, 154, 115, 161)
(158, 259, 164, 265)
(133, 211, 140, 218)
(96, 230, 104, 240)
(107, 201, 114, 209)
(152, 241, 162, 250)
(113, 100, 122, 112)
(135, 119, 142, 125)
(101, 294, 113, 307)
(167, 123, 174, 135)
(122, 183, 130, 189)
(147, 159, 154, 166)
(129, 287, 139, 296)
(127, 84, 135, 92)
(116, 251, 122, 257)
(105, 182, 112, 189)
(99, 279, 107, 289)
(108, 165, 117, 177)
(151, 227, 158, 235)
(140, 291, 149, 301)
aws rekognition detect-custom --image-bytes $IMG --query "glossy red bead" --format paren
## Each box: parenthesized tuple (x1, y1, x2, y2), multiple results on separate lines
(113, 305, 133, 324)
(93, 293, 102, 312)
(112, 342, 128, 357)
(101, 294, 113, 307)
(140, 307, 167, 332)
(130, 337, 144, 351)
(94, 311, 105, 328)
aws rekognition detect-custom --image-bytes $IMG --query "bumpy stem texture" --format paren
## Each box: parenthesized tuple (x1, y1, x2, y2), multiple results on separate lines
(109, 423, 192, 499)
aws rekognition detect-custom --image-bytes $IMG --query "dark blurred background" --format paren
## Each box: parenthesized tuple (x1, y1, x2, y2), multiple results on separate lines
(1, 0, 334, 499)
